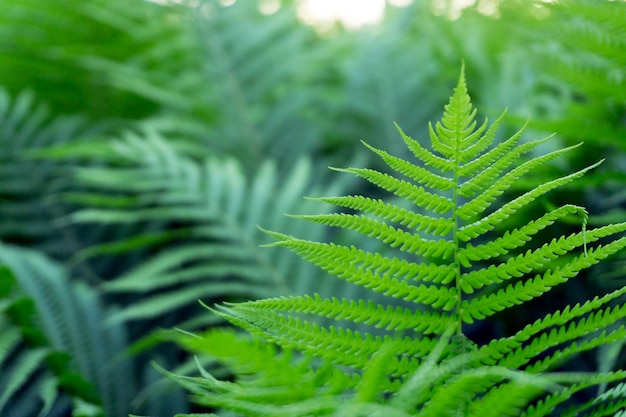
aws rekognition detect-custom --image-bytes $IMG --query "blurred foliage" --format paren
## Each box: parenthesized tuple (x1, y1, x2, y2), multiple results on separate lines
(0, 0, 624, 415)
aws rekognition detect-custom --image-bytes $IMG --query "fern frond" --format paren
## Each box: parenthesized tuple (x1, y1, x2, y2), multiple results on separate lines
(0, 88, 104, 259)
(168, 66, 626, 416)
(461, 236, 626, 322)
(458, 160, 603, 240)
(532, 0, 626, 153)
(220, 65, 624, 368)
(0, 346, 51, 412)
(459, 204, 588, 262)
(0, 245, 134, 416)
(0, 266, 102, 417)
(394, 123, 454, 172)
(520, 371, 626, 417)
(305, 196, 454, 236)
(415, 368, 547, 417)
(289, 212, 454, 257)
(264, 237, 456, 284)
(428, 69, 477, 159)
(456, 114, 526, 180)
(48, 130, 352, 327)
(458, 130, 546, 198)
(461, 224, 626, 293)
(483, 284, 626, 365)
(263, 237, 458, 308)
(234, 294, 456, 334)
(524, 325, 626, 374)
(214, 304, 437, 372)
(332, 167, 453, 213)
(457, 142, 583, 220)
(573, 379, 626, 417)
(361, 141, 454, 191)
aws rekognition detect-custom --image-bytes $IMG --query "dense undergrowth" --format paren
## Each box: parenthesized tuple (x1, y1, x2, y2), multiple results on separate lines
(0, 0, 625, 416)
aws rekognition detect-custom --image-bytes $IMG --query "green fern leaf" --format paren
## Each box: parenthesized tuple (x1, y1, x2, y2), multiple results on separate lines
(298, 197, 454, 235)
(47, 130, 355, 328)
(167, 66, 626, 416)
(0, 245, 133, 416)
(234, 294, 455, 334)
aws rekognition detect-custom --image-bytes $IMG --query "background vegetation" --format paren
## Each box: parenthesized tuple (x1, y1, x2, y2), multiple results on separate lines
(0, 0, 624, 416)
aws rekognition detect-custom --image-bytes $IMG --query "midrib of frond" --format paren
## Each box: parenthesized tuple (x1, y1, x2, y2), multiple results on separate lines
(450, 74, 467, 338)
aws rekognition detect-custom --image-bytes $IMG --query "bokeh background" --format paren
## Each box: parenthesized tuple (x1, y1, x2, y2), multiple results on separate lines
(1, 0, 625, 415)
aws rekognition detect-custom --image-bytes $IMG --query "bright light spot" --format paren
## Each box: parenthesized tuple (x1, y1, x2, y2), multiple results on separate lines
(219, 0, 236, 6)
(430, 0, 505, 19)
(297, 0, 387, 30)
(476, 0, 499, 16)
(431, 0, 476, 19)
(389, 0, 412, 5)
(259, 0, 280, 15)
(530, 0, 556, 19)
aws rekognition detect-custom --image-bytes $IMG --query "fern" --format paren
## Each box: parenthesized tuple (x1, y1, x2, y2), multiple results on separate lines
(41, 129, 357, 330)
(0, 87, 110, 260)
(166, 67, 626, 416)
(522, 0, 626, 331)
(533, 0, 626, 149)
(0, 242, 189, 416)
(0, 246, 131, 417)
(0, 0, 174, 118)
(85, 0, 345, 171)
